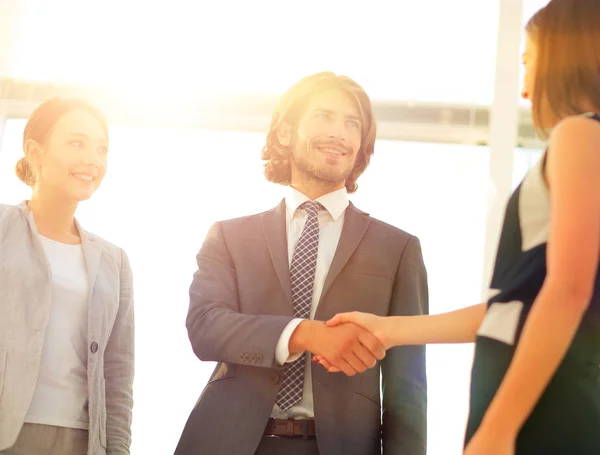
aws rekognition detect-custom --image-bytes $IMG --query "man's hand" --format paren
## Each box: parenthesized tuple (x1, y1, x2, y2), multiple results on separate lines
(289, 320, 385, 376)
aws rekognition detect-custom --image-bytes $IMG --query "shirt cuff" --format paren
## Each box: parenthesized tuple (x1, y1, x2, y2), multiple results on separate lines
(275, 318, 305, 366)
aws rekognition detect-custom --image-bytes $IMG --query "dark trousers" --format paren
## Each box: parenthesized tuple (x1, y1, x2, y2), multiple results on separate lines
(254, 436, 319, 455)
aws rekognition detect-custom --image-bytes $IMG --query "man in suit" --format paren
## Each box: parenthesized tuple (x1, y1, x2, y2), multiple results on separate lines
(174, 72, 428, 455)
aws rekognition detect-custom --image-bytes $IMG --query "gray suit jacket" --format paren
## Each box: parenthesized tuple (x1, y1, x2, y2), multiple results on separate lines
(0, 202, 135, 455)
(175, 201, 428, 455)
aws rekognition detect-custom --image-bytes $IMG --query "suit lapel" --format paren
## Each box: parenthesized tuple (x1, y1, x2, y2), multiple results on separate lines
(319, 203, 371, 306)
(261, 200, 293, 305)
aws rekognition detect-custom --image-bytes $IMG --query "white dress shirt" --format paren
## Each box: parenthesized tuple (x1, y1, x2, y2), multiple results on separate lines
(270, 186, 349, 419)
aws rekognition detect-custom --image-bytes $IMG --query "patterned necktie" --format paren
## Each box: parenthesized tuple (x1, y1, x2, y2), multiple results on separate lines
(276, 201, 322, 411)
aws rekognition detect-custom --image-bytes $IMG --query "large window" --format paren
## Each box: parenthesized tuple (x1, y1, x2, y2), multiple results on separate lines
(9, 0, 501, 104)
(1, 119, 494, 454)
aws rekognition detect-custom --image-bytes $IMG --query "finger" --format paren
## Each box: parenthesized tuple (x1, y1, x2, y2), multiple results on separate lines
(317, 357, 334, 370)
(358, 330, 386, 360)
(325, 312, 356, 327)
(351, 343, 379, 370)
(316, 355, 348, 374)
(336, 357, 358, 376)
(318, 357, 342, 373)
(342, 352, 368, 374)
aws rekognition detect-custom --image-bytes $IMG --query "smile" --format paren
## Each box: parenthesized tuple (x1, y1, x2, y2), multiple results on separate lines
(71, 173, 95, 183)
(317, 146, 347, 158)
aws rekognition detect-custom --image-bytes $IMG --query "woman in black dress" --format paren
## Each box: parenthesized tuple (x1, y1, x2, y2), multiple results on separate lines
(315, 0, 600, 453)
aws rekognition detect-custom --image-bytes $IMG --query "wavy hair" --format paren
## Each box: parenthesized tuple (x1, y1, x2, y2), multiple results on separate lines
(261, 72, 377, 193)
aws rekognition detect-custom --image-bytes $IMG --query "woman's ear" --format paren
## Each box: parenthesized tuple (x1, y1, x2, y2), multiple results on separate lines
(24, 139, 42, 167)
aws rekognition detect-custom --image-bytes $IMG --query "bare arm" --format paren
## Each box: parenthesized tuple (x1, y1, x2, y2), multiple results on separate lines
(385, 303, 487, 346)
(473, 116, 600, 439)
(323, 303, 487, 350)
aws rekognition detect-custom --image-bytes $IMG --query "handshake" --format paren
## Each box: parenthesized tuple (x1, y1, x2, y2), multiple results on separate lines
(289, 312, 394, 376)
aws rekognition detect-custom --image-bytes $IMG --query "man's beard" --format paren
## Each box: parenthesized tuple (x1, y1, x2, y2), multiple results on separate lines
(290, 136, 353, 185)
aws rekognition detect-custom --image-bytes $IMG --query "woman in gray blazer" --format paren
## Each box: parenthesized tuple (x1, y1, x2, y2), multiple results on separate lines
(0, 98, 135, 455)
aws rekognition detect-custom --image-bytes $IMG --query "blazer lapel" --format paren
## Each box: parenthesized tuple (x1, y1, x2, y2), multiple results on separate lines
(319, 202, 371, 306)
(76, 220, 102, 313)
(261, 199, 293, 305)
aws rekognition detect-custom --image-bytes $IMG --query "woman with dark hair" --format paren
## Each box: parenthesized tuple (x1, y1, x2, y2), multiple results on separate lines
(0, 98, 134, 455)
(316, 0, 600, 453)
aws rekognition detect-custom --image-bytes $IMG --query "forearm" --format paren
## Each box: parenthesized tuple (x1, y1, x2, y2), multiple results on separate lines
(387, 303, 487, 346)
(105, 379, 133, 454)
(479, 285, 588, 437)
(186, 304, 293, 367)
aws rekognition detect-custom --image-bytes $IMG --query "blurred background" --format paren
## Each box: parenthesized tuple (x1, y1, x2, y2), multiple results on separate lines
(0, 0, 550, 453)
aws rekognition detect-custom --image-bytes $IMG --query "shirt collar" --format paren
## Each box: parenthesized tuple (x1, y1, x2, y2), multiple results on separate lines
(285, 187, 349, 221)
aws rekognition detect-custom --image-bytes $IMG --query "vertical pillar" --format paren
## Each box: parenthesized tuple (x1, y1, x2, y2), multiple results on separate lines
(481, 0, 524, 298)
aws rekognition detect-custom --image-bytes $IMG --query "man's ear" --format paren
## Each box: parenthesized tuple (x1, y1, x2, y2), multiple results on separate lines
(276, 122, 292, 149)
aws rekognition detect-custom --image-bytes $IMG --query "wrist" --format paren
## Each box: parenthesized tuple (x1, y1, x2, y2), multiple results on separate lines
(289, 320, 318, 354)
(383, 316, 402, 347)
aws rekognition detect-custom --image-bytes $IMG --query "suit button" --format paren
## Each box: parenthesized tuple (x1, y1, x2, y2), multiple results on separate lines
(90, 341, 99, 353)
(270, 374, 281, 385)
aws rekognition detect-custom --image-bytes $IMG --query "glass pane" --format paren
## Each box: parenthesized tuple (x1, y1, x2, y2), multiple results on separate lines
(9, 0, 500, 104)
(0, 121, 489, 455)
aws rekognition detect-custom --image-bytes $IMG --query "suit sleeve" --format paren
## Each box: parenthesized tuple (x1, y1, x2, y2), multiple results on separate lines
(105, 249, 135, 455)
(186, 222, 295, 368)
(382, 236, 429, 455)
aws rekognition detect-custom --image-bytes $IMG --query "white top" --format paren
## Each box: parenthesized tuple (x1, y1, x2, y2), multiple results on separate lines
(271, 187, 349, 419)
(24, 230, 90, 430)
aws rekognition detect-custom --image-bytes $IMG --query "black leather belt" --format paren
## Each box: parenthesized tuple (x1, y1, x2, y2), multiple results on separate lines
(264, 418, 316, 439)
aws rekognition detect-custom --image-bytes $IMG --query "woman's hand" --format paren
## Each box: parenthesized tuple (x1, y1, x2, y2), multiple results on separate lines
(312, 311, 393, 373)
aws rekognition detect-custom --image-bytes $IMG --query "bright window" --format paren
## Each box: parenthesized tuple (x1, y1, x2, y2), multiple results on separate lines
(9, 0, 500, 104)
(1, 120, 491, 454)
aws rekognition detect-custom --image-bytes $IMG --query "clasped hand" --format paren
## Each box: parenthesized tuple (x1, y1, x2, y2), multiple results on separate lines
(309, 312, 391, 375)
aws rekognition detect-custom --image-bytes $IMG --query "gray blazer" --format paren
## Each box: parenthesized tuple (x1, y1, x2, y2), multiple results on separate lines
(175, 201, 428, 455)
(0, 202, 135, 455)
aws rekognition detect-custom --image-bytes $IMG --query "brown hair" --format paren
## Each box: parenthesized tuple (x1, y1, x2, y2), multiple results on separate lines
(525, 0, 600, 135)
(261, 72, 377, 193)
(16, 98, 108, 187)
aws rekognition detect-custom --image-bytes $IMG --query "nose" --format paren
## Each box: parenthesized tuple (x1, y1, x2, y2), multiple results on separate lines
(328, 120, 348, 141)
(83, 146, 103, 169)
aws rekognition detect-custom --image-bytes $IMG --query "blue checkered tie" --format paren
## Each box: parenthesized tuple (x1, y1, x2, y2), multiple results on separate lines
(275, 201, 322, 411)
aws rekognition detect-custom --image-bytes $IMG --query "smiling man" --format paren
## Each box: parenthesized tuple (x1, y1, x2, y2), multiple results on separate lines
(174, 72, 429, 455)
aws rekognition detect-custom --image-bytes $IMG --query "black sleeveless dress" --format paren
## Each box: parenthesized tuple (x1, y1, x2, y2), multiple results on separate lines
(464, 113, 600, 454)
